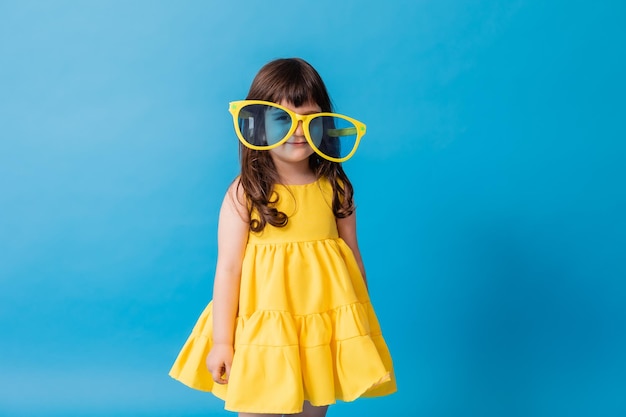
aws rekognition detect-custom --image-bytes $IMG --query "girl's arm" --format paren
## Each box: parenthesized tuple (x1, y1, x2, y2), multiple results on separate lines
(206, 181, 249, 384)
(337, 211, 367, 288)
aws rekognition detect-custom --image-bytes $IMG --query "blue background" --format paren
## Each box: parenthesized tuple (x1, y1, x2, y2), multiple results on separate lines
(1, 1, 625, 416)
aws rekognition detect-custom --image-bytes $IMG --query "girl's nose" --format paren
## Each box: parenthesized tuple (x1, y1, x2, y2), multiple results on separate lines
(294, 121, 305, 136)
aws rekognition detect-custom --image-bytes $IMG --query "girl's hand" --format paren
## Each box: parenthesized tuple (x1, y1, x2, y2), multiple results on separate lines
(206, 343, 234, 384)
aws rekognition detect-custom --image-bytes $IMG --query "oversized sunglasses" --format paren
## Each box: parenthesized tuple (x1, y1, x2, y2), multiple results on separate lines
(229, 100, 366, 163)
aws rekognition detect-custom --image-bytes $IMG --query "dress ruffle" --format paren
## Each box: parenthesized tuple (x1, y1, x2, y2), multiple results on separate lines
(169, 300, 395, 413)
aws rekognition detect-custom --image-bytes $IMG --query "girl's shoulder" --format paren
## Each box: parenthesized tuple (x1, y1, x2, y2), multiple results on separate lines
(223, 177, 249, 220)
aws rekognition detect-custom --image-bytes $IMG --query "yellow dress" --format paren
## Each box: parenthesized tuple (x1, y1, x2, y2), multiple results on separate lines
(169, 178, 396, 413)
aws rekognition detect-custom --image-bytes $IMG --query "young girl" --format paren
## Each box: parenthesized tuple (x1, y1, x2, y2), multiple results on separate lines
(169, 58, 396, 416)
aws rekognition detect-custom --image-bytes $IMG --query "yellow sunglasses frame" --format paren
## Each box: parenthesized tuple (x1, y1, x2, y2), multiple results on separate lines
(229, 100, 366, 163)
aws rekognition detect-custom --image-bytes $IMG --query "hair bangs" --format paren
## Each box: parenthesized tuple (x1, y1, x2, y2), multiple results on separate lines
(246, 58, 332, 112)
(271, 79, 315, 109)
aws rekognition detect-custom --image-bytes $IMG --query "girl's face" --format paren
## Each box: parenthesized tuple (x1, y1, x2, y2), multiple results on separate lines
(266, 99, 321, 165)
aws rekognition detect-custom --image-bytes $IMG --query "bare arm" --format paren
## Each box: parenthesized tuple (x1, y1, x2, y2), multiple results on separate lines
(337, 211, 367, 288)
(206, 181, 249, 384)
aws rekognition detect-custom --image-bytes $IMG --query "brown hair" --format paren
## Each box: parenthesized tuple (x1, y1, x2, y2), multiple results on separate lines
(237, 58, 355, 232)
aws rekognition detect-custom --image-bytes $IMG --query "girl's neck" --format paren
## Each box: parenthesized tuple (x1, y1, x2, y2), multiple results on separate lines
(272, 158, 317, 185)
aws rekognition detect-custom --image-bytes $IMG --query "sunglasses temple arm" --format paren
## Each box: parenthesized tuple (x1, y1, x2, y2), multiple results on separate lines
(326, 127, 358, 137)
(239, 110, 255, 118)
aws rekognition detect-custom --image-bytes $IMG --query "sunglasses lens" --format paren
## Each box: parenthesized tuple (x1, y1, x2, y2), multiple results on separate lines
(236, 103, 293, 147)
(309, 115, 359, 160)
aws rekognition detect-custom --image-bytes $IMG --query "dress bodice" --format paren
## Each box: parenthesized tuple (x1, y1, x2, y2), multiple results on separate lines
(248, 179, 339, 244)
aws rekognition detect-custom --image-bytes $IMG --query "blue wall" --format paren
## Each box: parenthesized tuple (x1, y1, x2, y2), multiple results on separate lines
(1, 1, 625, 416)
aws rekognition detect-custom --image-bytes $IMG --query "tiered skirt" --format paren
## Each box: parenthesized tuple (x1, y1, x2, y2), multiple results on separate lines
(169, 238, 396, 413)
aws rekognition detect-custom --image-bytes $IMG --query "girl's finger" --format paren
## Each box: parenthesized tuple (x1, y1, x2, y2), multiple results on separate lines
(224, 362, 232, 382)
(213, 364, 228, 384)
